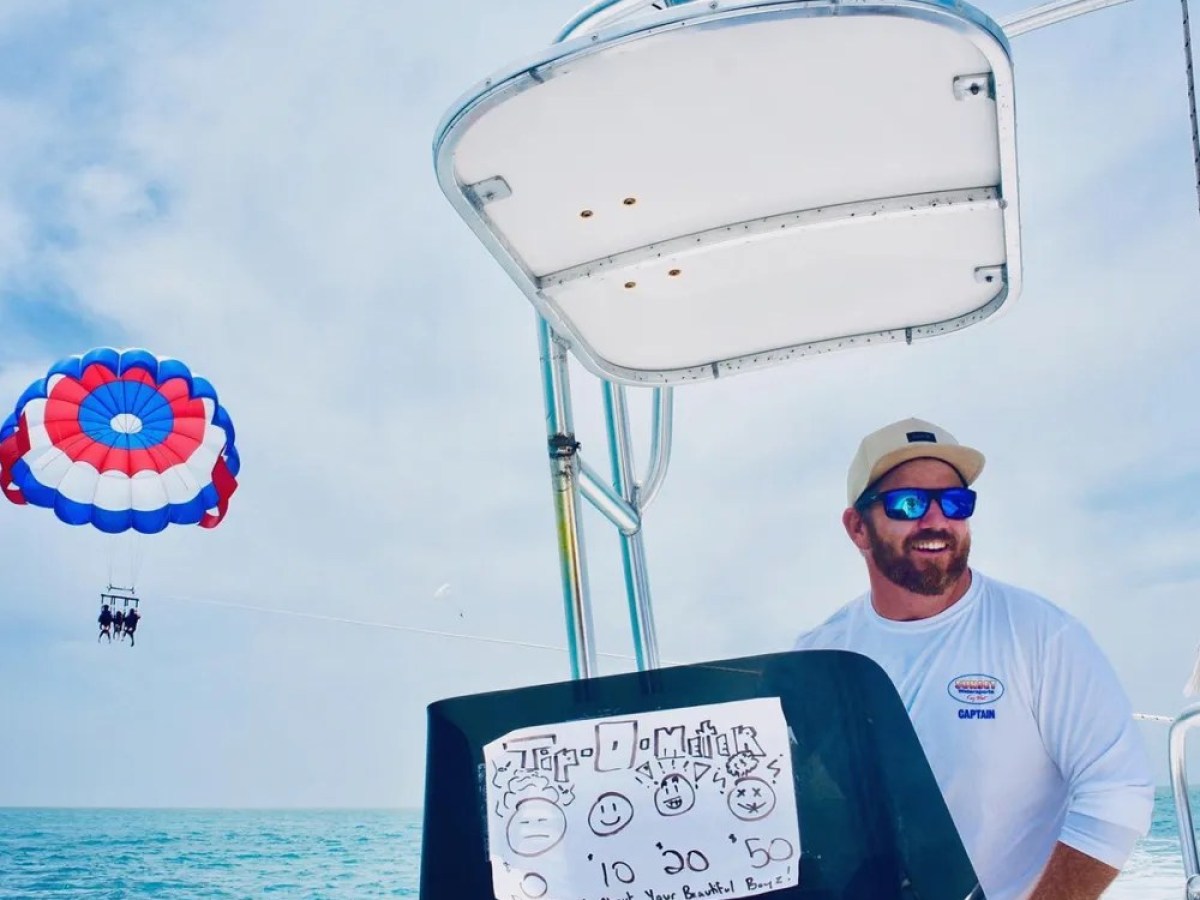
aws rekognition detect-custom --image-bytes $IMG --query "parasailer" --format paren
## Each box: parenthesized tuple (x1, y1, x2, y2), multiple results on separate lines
(123, 606, 141, 646)
(97, 604, 113, 643)
(0, 348, 240, 645)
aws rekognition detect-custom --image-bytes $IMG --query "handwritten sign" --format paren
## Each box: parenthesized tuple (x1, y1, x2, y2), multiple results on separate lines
(483, 697, 800, 900)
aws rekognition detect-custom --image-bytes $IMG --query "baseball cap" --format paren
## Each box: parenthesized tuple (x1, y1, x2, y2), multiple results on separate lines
(846, 417, 985, 506)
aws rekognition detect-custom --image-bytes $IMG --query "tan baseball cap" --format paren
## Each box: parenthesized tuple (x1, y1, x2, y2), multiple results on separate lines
(846, 417, 985, 506)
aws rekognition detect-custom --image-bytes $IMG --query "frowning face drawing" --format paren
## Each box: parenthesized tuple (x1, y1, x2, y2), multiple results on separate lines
(587, 791, 635, 836)
(506, 797, 568, 856)
(653, 772, 696, 817)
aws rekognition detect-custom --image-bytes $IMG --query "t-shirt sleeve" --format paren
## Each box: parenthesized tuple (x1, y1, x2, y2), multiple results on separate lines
(792, 629, 821, 651)
(1035, 620, 1155, 868)
(792, 604, 856, 652)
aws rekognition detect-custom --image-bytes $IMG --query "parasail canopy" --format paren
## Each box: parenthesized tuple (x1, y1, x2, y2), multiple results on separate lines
(0, 347, 240, 534)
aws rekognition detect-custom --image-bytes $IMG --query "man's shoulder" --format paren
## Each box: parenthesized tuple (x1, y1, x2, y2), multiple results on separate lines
(791, 595, 866, 651)
(976, 572, 1086, 641)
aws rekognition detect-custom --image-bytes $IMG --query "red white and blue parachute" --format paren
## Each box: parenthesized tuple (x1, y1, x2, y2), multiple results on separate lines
(0, 348, 239, 534)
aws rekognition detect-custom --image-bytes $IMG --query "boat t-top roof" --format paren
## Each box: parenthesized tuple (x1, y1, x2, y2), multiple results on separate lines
(435, 0, 1021, 385)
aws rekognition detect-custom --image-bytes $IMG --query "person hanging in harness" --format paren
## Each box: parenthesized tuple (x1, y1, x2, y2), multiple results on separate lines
(97, 604, 113, 643)
(123, 607, 141, 647)
(112, 607, 125, 641)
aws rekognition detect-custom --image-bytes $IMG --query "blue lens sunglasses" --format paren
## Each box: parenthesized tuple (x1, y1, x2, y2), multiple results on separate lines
(855, 487, 977, 521)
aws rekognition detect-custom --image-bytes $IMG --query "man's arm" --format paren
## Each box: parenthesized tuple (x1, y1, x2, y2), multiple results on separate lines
(1030, 622, 1154, 894)
(1026, 841, 1118, 900)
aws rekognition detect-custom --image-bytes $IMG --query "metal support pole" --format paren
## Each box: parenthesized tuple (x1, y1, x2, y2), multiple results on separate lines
(538, 316, 597, 680)
(603, 381, 661, 670)
(1000, 0, 1136, 36)
(637, 387, 674, 511)
(1168, 703, 1200, 898)
(579, 461, 641, 535)
(1181, 0, 1200, 217)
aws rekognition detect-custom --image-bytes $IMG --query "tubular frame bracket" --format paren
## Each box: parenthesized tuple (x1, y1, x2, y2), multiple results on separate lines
(464, 175, 512, 208)
(548, 434, 581, 458)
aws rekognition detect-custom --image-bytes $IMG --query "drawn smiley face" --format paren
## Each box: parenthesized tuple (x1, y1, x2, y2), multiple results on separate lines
(587, 791, 635, 836)
(506, 797, 568, 857)
(727, 776, 776, 821)
(653, 773, 696, 817)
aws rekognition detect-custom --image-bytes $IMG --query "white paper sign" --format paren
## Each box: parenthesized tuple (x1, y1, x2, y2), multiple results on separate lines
(483, 697, 800, 900)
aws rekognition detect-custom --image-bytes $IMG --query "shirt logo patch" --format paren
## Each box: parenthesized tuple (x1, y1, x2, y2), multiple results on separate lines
(947, 673, 1004, 705)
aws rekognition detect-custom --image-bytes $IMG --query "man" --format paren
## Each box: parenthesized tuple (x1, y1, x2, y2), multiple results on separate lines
(97, 603, 113, 643)
(123, 607, 140, 647)
(793, 417, 1153, 900)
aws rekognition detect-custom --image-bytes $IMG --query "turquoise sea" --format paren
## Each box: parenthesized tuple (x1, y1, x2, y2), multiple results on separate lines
(0, 793, 1189, 898)
(0, 809, 421, 898)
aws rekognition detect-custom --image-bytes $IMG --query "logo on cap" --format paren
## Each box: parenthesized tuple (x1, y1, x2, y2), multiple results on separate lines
(906, 431, 937, 443)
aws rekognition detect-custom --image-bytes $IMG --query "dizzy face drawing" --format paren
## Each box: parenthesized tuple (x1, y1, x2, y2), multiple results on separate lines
(506, 798, 568, 857)
(727, 776, 776, 821)
(587, 792, 635, 836)
(653, 773, 697, 816)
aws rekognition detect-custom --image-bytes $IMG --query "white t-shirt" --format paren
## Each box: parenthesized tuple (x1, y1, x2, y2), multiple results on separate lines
(792, 571, 1154, 900)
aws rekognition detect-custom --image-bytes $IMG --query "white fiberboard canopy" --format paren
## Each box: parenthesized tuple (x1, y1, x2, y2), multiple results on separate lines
(434, 0, 1021, 385)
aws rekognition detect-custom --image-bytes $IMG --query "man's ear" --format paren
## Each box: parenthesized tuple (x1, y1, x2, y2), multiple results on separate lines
(843, 506, 871, 552)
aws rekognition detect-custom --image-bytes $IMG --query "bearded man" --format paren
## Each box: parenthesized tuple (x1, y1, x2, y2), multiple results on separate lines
(793, 418, 1153, 900)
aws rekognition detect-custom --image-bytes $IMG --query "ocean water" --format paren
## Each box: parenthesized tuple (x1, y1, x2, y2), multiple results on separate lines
(1103, 789, 1187, 900)
(0, 793, 1189, 898)
(0, 809, 421, 898)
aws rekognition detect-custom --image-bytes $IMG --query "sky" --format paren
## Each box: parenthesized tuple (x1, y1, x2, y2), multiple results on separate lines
(0, 0, 1198, 811)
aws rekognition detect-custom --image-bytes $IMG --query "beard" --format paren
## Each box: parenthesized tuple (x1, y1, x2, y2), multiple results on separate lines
(865, 519, 970, 596)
